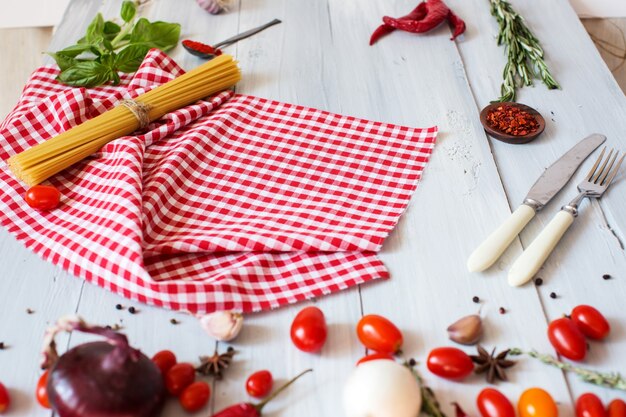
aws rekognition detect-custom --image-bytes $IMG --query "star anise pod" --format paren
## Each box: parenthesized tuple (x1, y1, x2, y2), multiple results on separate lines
(196, 346, 236, 379)
(470, 345, 516, 383)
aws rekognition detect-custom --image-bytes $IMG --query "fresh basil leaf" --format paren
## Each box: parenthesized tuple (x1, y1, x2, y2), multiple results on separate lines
(103, 21, 121, 40)
(85, 13, 105, 44)
(47, 53, 79, 72)
(54, 43, 92, 58)
(130, 18, 180, 51)
(120, 1, 136, 23)
(57, 61, 114, 87)
(115, 44, 150, 73)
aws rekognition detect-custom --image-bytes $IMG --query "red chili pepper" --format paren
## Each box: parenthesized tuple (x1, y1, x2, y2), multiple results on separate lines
(213, 369, 311, 417)
(370, 2, 427, 45)
(372, 0, 466, 43)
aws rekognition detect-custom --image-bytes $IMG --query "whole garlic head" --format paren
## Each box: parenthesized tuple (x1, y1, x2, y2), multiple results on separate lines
(199, 311, 243, 342)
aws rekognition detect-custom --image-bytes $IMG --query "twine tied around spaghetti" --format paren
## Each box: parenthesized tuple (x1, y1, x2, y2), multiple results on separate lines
(118, 99, 152, 129)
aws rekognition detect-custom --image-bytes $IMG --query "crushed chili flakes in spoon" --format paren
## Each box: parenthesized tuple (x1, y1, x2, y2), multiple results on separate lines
(486, 104, 539, 136)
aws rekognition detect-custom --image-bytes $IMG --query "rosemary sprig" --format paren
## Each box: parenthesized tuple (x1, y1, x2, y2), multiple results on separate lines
(489, 0, 560, 102)
(510, 348, 626, 391)
(405, 360, 448, 417)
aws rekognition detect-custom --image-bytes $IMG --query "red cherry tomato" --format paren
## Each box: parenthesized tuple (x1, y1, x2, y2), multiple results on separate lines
(290, 306, 327, 353)
(477, 388, 515, 417)
(0, 382, 9, 413)
(356, 314, 403, 354)
(246, 370, 273, 398)
(356, 352, 394, 366)
(165, 363, 195, 396)
(179, 381, 211, 412)
(518, 388, 558, 417)
(609, 399, 626, 417)
(571, 305, 610, 340)
(152, 350, 177, 375)
(548, 317, 587, 361)
(35, 370, 51, 409)
(24, 185, 61, 211)
(576, 393, 606, 417)
(426, 347, 474, 380)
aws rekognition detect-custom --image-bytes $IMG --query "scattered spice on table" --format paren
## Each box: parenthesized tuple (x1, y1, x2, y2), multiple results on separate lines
(0, 342, 5, 350)
(370, 0, 466, 45)
(489, 0, 560, 101)
(472, 296, 480, 303)
(26, 308, 35, 314)
(486, 104, 539, 136)
(603, 274, 612, 280)
(534, 277, 543, 286)
(170, 318, 180, 325)
(115, 304, 123, 310)
(128, 306, 137, 314)
(499, 307, 506, 314)
(549, 292, 557, 299)
(471, 346, 516, 383)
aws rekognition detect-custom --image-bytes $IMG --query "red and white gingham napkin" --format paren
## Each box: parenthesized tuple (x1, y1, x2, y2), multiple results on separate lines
(0, 50, 436, 314)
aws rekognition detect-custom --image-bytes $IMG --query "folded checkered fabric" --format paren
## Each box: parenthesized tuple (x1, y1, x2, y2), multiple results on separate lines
(0, 50, 436, 314)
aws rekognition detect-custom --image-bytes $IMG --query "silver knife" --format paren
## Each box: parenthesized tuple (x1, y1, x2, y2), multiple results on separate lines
(467, 133, 606, 274)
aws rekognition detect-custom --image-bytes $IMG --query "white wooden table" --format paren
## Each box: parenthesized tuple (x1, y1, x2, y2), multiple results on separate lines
(1, 0, 626, 416)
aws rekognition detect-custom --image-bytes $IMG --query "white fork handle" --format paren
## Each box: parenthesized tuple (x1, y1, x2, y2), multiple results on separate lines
(508, 210, 575, 286)
(467, 205, 536, 272)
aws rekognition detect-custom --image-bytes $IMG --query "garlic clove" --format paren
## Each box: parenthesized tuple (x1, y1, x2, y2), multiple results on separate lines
(199, 311, 243, 342)
(447, 314, 483, 345)
(196, 0, 230, 14)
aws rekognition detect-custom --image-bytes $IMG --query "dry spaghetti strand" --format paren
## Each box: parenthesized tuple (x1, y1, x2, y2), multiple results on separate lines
(7, 54, 241, 186)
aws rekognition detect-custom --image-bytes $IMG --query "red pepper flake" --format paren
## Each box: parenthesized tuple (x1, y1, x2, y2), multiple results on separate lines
(486, 105, 539, 136)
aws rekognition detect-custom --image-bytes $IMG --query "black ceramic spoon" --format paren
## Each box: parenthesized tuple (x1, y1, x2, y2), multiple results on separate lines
(183, 19, 282, 59)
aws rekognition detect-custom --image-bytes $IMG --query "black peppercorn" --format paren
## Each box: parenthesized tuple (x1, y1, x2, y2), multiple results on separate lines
(128, 306, 136, 314)
(115, 304, 123, 310)
(170, 318, 179, 325)
(534, 278, 543, 286)
(499, 307, 506, 314)
(603, 274, 612, 280)
(472, 296, 480, 303)
(0, 342, 5, 350)
(550, 292, 557, 299)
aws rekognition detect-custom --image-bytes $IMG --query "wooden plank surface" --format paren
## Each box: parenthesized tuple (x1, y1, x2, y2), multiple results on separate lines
(0, 1, 625, 416)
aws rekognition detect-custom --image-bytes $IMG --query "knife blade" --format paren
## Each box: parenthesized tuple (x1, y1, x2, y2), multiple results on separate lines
(467, 133, 606, 272)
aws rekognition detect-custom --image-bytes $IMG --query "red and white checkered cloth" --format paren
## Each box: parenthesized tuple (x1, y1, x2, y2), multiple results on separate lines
(0, 50, 436, 314)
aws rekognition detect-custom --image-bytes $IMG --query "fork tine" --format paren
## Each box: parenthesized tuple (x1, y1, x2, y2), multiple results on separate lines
(599, 150, 618, 185)
(592, 149, 614, 184)
(586, 147, 606, 181)
(603, 152, 625, 188)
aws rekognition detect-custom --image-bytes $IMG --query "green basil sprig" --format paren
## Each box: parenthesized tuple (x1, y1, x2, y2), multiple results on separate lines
(48, 1, 180, 87)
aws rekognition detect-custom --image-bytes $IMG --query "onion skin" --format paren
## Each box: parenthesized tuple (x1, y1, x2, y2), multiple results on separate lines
(48, 341, 165, 417)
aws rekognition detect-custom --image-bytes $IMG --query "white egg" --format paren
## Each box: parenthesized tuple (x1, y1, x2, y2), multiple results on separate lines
(343, 360, 422, 417)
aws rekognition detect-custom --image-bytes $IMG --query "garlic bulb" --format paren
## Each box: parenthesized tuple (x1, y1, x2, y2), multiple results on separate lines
(447, 314, 483, 345)
(199, 311, 243, 341)
(196, 0, 231, 14)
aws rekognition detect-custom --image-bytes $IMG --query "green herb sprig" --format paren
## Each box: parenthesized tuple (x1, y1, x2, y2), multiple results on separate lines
(48, 1, 180, 87)
(405, 360, 447, 417)
(510, 349, 626, 391)
(489, 0, 560, 102)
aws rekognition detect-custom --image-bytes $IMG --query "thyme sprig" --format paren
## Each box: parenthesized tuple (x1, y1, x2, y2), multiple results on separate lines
(405, 360, 447, 417)
(510, 348, 626, 391)
(489, 0, 560, 101)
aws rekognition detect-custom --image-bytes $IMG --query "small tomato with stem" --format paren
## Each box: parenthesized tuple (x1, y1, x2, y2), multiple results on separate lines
(547, 317, 587, 361)
(36, 370, 51, 409)
(571, 305, 610, 340)
(356, 314, 403, 354)
(477, 388, 515, 417)
(576, 393, 605, 417)
(290, 306, 327, 353)
(426, 347, 474, 380)
(518, 388, 558, 417)
(246, 370, 273, 398)
(609, 399, 626, 417)
(179, 381, 211, 412)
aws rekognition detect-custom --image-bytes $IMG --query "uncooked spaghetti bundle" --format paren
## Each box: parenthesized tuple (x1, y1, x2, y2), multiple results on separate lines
(8, 54, 241, 186)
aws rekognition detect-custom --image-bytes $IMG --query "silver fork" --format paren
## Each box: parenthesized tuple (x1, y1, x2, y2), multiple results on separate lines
(508, 147, 625, 286)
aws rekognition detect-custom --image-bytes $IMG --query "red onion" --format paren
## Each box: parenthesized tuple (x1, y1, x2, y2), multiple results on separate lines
(41, 316, 165, 417)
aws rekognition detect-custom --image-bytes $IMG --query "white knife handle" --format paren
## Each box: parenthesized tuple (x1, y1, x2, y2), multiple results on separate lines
(508, 210, 575, 286)
(467, 205, 536, 272)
